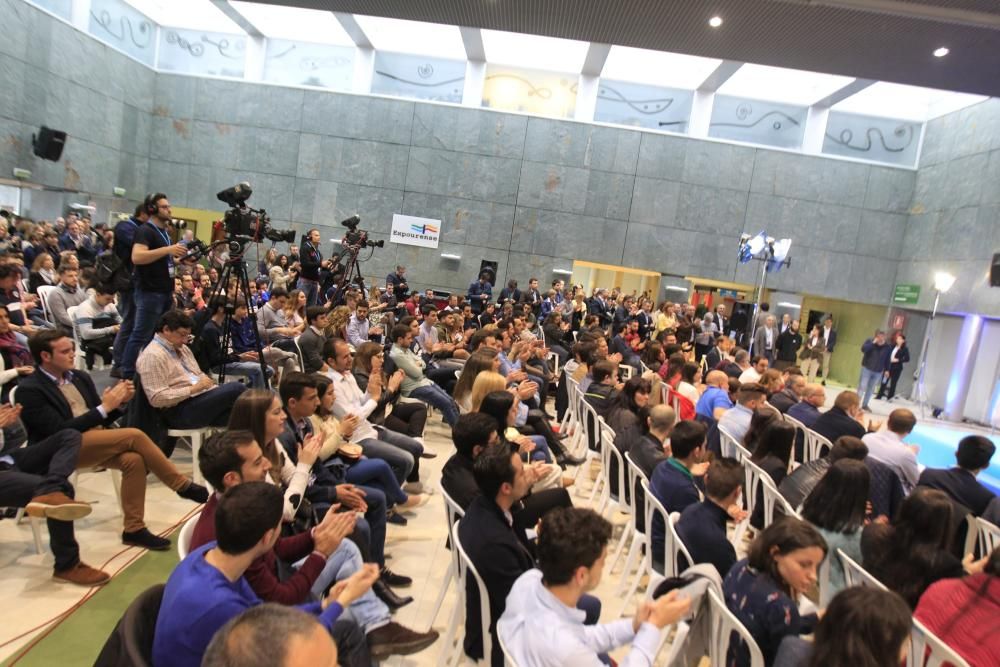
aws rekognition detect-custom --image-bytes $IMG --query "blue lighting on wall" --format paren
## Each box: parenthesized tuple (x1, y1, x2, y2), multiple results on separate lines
(944, 314, 983, 418)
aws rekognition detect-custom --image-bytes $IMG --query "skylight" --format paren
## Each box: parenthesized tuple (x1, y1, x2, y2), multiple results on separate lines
(481, 29, 589, 72)
(717, 63, 855, 106)
(124, 0, 243, 33)
(354, 15, 466, 60)
(229, 1, 354, 45)
(832, 82, 988, 122)
(601, 46, 722, 89)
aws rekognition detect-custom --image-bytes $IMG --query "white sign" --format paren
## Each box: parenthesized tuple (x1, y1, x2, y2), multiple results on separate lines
(390, 214, 441, 249)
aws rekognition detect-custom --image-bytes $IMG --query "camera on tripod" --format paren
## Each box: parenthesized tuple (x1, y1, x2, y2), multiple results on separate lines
(216, 182, 296, 247)
(341, 215, 384, 249)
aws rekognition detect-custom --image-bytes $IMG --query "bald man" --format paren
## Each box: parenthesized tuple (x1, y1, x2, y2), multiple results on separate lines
(203, 604, 342, 667)
(786, 383, 826, 429)
(863, 409, 920, 493)
(696, 370, 733, 422)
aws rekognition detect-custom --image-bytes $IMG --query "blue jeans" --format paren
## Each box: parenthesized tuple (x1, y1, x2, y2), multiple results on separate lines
(298, 278, 320, 306)
(162, 382, 248, 428)
(295, 536, 391, 633)
(112, 288, 135, 368)
(409, 383, 460, 426)
(121, 288, 173, 377)
(352, 485, 387, 566)
(346, 457, 408, 506)
(858, 367, 881, 409)
(212, 361, 271, 389)
(527, 435, 551, 463)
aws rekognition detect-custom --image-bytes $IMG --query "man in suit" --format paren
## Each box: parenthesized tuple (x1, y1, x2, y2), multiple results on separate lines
(385, 265, 408, 301)
(812, 391, 876, 452)
(715, 303, 729, 338)
(787, 383, 827, 428)
(752, 315, 779, 364)
(521, 277, 542, 316)
(918, 435, 996, 517)
(497, 279, 521, 306)
(19, 329, 208, 550)
(821, 316, 837, 385)
(299, 306, 329, 373)
(587, 289, 613, 329)
(611, 295, 633, 336)
(467, 272, 493, 315)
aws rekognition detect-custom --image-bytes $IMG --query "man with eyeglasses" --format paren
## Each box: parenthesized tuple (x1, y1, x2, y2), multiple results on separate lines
(136, 309, 247, 430)
(119, 193, 189, 380)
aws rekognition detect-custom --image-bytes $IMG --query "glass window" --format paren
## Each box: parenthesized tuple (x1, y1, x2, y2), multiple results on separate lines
(125, 0, 243, 32)
(832, 82, 988, 122)
(263, 40, 354, 90)
(709, 95, 807, 149)
(481, 30, 589, 72)
(601, 46, 722, 89)
(482, 65, 578, 118)
(594, 79, 692, 133)
(88, 0, 157, 66)
(354, 15, 465, 60)
(717, 64, 854, 106)
(27, 0, 72, 20)
(157, 27, 246, 78)
(823, 111, 920, 166)
(372, 52, 465, 103)
(229, 1, 354, 45)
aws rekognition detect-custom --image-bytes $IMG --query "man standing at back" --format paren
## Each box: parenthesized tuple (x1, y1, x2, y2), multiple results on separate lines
(467, 272, 493, 315)
(298, 229, 329, 307)
(821, 316, 837, 385)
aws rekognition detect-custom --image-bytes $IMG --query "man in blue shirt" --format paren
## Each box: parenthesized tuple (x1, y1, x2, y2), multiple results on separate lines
(676, 457, 745, 577)
(695, 370, 733, 422)
(154, 482, 379, 667)
(649, 420, 709, 560)
(717, 383, 766, 444)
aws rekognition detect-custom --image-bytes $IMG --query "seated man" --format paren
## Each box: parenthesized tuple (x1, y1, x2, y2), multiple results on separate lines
(918, 435, 996, 517)
(136, 310, 247, 429)
(649, 420, 709, 558)
(717, 382, 767, 443)
(324, 338, 425, 492)
(778, 436, 868, 510)
(695, 370, 733, 423)
(45, 265, 87, 336)
(347, 301, 383, 349)
(499, 507, 690, 666)
(256, 287, 300, 353)
(153, 482, 376, 667)
(0, 408, 109, 586)
(229, 300, 299, 379)
(298, 306, 329, 373)
(20, 329, 208, 550)
(787, 382, 827, 428)
(813, 391, 872, 447)
(769, 372, 805, 414)
(74, 282, 121, 370)
(862, 408, 919, 494)
(630, 405, 676, 480)
(193, 431, 437, 661)
(583, 360, 621, 420)
(676, 457, 744, 577)
(198, 298, 270, 389)
(388, 324, 460, 427)
(202, 605, 341, 667)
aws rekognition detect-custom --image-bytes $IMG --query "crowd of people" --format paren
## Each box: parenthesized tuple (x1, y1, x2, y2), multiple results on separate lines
(0, 200, 997, 666)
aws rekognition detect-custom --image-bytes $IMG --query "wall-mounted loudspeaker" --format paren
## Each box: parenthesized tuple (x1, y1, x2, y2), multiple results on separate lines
(32, 126, 66, 162)
(991, 253, 1000, 287)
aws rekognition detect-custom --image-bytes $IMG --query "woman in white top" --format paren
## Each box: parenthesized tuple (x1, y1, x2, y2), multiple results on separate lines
(268, 254, 292, 292)
(227, 389, 315, 522)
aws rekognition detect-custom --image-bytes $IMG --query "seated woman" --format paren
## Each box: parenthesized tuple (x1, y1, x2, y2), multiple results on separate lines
(641, 340, 665, 375)
(352, 342, 427, 442)
(862, 487, 978, 608)
(723, 517, 827, 666)
(28, 253, 57, 294)
(453, 350, 501, 414)
(800, 459, 870, 598)
(773, 586, 911, 667)
(541, 312, 573, 364)
(915, 546, 1000, 666)
(472, 373, 551, 464)
(311, 375, 427, 511)
(0, 304, 33, 402)
(748, 420, 796, 529)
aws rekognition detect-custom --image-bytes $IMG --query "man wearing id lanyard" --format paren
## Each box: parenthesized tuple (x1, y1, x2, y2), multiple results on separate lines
(120, 193, 188, 380)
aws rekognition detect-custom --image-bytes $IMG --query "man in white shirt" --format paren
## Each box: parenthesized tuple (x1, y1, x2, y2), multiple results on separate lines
(738, 355, 768, 384)
(321, 337, 425, 494)
(499, 507, 690, 667)
(863, 408, 920, 494)
(346, 302, 381, 349)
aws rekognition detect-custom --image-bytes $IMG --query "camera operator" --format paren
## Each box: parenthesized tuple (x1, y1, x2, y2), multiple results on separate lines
(120, 193, 188, 380)
(109, 204, 146, 377)
(297, 229, 331, 307)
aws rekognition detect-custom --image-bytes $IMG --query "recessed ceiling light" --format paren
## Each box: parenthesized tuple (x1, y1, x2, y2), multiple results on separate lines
(933, 47, 949, 57)
(708, 16, 723, 28)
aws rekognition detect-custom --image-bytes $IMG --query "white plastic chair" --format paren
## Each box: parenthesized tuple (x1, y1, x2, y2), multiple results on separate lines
(614, 452, 650, 600)
(451, 519, 493, 667)
(167, 428, 216, 485)
(428, 486, 466, 633)
(803, 428, 832, 463)
(620, 365, 634, 380)
(963, 515, 1000, 558)
(718, 426, 750, 462)
(494, 617, 517, 667)
(434, 491, 468, 665)
(176, 511, 200, 560)
(12, 507, 45, 555)
(783, 413, 808, 465)
(68, 467, 123, 517)
(838, 548, 887, 590)
(743, 458, 798, 530)
(707, 588, 765, 667)
(596, 420, 625, 519)
(640, 479, 694, 602)
(67, 304, 105, 371)
(574, 399, 605, 496)
(908, 617, 971, 667)
(36, 285, 58, 324)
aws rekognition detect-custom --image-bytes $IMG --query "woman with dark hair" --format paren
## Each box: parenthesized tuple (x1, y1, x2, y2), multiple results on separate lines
(0, 305, 33, 400)
(800, 459, 870, 596)
(641, 340, 665, 374)
(915, 546, 1000, 665)
(773, 587, 912, 667)
(268, 253, 292, 291)
(723, 517, 827, 666)
(743, 408, 780, 453)
(862, 487, 979, 608)
(541, 312, 572, 363)
(352, 342, 427, 441)
(607, 376, 652, 455)
(477, 302, 498, 328)
(749, 420, 796, 529)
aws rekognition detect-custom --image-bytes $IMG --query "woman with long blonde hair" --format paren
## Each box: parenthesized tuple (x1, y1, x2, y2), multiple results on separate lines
(454, 350, 501, 413)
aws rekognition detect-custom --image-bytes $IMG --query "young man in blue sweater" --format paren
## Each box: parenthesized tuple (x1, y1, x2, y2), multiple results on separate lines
(153, 482, 378, 667)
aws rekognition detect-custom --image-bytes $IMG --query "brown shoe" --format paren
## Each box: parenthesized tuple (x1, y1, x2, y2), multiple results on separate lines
(26, 493, 92, 521)
(53, 562, 111, 587)
(367, 622, 439, 659)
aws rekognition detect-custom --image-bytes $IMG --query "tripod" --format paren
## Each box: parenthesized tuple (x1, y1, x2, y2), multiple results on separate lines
(198, 240, 271, 388)
(326, 243, 368, 307)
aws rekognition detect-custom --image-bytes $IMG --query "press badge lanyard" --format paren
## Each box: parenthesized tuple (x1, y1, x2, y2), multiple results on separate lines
(152, 223, 174, 276)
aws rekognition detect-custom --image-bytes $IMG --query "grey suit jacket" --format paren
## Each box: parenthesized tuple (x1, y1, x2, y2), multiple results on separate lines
(752, 325, 778, 356)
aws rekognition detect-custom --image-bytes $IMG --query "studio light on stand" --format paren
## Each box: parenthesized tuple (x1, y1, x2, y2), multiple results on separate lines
(737, 231, 792, 353)
(914, 271, 956, 419)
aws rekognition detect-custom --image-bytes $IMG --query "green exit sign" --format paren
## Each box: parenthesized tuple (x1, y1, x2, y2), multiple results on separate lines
(893, 283, 921, 305)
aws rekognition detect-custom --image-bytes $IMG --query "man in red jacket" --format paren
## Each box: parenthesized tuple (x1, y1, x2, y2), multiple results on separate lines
(191, 430, 438, 662)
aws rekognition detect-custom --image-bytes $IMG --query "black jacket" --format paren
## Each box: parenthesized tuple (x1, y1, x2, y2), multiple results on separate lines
(457, 495, 534, 665)
(769, 388, 800, 414)
(18, 369, 122, 444)
(919, 467, 996, 517)
(676, 499, 737, 578)
(812, 407, 866, 447)
(298, 241, 323, 281)
(775, 329, 802, 363)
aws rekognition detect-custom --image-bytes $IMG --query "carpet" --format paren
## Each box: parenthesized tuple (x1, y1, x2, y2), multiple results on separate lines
(2, 537, 179, 667)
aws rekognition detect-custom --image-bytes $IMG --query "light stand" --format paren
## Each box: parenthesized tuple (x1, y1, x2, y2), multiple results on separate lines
(737, 234, 791, 355)
(913, 271, 956, 419)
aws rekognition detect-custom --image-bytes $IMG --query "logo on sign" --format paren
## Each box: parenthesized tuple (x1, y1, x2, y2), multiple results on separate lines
(391, 214, 441, 249)
(410, 223, 438, 235)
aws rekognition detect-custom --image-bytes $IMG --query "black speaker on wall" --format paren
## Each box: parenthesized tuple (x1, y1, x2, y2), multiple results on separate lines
(32, 126, 66, 162)
(991, 253, 1000, 287)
